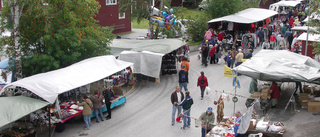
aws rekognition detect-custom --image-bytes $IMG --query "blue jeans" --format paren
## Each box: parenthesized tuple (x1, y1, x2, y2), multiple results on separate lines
(236, 62, 242, 67)
(201, 128, 211, 137)
(94, 108, 104, 122)
(179, 82, 188, 92)
(171, 105, 182, 124)
(183, 109, 191, 128)
(83, 115, 91, 128)
(200, 86, 206, 98)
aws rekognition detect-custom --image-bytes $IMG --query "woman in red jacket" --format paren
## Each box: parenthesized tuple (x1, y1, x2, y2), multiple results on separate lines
(270, 82, 280, 108)
(209, 44, 216, 64)
(197, 71, 208, 100)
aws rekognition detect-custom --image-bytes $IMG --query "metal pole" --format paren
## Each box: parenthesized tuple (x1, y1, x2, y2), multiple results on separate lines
(233, 87, 236, 115)
(48, 106, 51, 137)
(305, 5, 311, 56)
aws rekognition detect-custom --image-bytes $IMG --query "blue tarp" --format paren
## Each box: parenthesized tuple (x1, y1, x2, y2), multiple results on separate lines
(0, 58, 9, 69)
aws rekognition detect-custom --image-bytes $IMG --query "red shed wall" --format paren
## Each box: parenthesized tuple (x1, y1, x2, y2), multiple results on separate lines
(95, 0, 131, 34)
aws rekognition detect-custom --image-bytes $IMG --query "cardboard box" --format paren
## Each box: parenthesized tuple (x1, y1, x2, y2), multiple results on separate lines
(299, 93, 309, 101)
(250, 92, 261, 98)
(303, 85, 311, 94)
(261, 87, 271, 94)
(156, 78, 160, 83)
(112, 86, 123, 95)
(248, 119, 256, 130)
(299, 100, 308, 106)
(307, 100, 320, 112)
(314, 90, 320, 97)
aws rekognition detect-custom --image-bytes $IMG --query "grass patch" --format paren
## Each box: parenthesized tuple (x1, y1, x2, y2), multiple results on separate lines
(132, 19, 150, 29)
(189, 41, 202, 46)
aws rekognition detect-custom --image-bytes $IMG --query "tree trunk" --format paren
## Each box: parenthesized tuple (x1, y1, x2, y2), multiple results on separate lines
(7, 0, 26, 80)
(148, 0, 154, 39)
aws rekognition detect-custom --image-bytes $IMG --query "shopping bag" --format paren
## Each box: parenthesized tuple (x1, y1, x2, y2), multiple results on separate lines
(206, 87, 211, 95)
(195, 119, 201, 128)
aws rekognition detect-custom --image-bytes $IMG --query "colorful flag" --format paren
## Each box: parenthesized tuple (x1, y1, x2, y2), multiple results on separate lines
(224, 65, 232, 77)
(233, 72, 240, 89)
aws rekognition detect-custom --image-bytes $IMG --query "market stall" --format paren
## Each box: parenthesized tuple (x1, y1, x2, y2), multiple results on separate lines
(111, 39, 186, 80)
(0, 55, 133, 133)
(204, 99, 286, 137)
(0, 96, 49, 137)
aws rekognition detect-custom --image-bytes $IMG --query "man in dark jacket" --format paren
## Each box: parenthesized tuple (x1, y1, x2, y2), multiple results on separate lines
(103, 87, 114, 120)
(179, 65, 189, 92)
(171, 86, 184, 125)
(201, 44, 209, 67)
(178, 91, 193, 129)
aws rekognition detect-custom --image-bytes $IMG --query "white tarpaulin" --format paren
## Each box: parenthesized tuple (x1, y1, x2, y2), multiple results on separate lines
(110, 39, 185, 56)
(0, 96, 49, 128)
(297, 32, 320, 42)
(0, 55, 133, 103)
(234, 50, 320, 84)
(119, 51, 163, 78)
(207, 8, 278, 24)
(270, 1, 300, 7)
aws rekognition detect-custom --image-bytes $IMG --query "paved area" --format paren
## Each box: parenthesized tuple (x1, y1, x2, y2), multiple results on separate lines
(36, 30, 320, 137)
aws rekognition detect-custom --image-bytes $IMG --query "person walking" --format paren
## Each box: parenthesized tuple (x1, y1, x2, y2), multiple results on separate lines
(179, 65, 189, 92)
(197, 71, 208, 100)
(198, 107, 215, 137)
(103, 87, 114, 120)
(77, 95, 93, 130)
(171, 86, 184, 125)
(208, 44, 216, 64)
(225, 50, 232, 68)
(180, 57, 189, 72)
(201, 44, 209, 67)
(270, 82, 280, 108)
(90, 91, 104, 123)
(178, 91, 193, 129)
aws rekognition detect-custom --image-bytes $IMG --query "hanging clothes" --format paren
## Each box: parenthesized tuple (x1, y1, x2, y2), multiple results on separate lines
(227, 22, 234, 31)
(216, 95, 224, 123)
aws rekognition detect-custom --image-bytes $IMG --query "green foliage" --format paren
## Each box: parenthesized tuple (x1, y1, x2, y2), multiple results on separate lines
(0, 0, 114, 77)
(187, 14, 209, 42)
(203, 0, 243, 19)
(160, 25, 181, 38)
(241, 0, 260, 10)
(308, 0, 320, 54)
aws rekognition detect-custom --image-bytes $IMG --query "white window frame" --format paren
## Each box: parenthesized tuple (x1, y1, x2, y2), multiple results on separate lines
(119, 12, 125, 19)
(106, 0, 117, 5)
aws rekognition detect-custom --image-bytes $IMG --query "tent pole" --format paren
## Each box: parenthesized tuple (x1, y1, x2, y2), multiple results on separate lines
(48, 106, 51, 137)
(305, 5, 310, 56)
(233, 87, 236, 115)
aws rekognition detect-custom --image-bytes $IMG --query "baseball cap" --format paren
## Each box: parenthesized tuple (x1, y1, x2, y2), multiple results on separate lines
(207, 107, 213, 111)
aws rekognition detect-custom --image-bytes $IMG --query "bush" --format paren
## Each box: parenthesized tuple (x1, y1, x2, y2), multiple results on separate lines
(187, 14, 209, 42)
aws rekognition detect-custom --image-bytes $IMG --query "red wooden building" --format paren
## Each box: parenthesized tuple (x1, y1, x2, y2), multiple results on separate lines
(95, 0, 132, 34)
(0, 0, 132, 34)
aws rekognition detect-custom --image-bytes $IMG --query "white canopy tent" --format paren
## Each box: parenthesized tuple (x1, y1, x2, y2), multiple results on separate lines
(207, 8, 278, 24)
(0, 96, 49, 128)
(297, 32, 320, 42)
(269, 1, 301, 12)
(234, 50, 320, 84)
(119, 51, 163, 78)
(111, 39, 186, 78)
(0, 55, 133, 104)
(291, 26, 318, 32)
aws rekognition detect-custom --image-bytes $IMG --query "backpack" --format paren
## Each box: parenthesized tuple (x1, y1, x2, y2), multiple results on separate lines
(181, 73, 186, 82)
(200, 76, 205, 84)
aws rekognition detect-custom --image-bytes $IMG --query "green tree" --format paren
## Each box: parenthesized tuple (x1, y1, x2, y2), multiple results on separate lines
(308, 0, 320, 54)
(187, 14, 209, 42)
(0, 0, 114, 77)
(203, 0, 243, 19)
